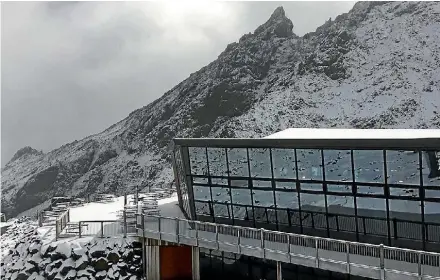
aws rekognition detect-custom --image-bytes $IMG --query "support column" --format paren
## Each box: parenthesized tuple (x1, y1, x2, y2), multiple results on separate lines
(192, 247, 200, 280)
(145, 240, 160, 280)
(276, 261, 282, 280)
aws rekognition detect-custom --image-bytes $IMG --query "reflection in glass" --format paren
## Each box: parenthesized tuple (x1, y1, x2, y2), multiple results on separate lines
(189, 147, 208, 175)
(253, 190, 274, 207)
(389, 199, 421, 220)
(233, 205, 249, 220)
(194, 185, 211, 201)
(272, 148, 296, 179)
(275, 190, 299, 209)
(231, 188, 252, 205)
(253, 180, 271, 189)
(327, 184, 351, 193)
(300, 193, 326, 212)
(300, 183, 322, 192)
(424, 202, 440, 222)
(323, 150, 352, 182)
(422, 151, 440, 186)
(213, 203, 231, 218)
(249, 148, 271, 178)
(353, 150, 384, 183)
(227, 148, 249, 177)
(357, 185, 384, 195)
(297, 149, 323, 180)
(210, 187, 230, 203)
(386, 150, 419, 185)
(207, 148, 228, 177)
(356, 197, 386, 218)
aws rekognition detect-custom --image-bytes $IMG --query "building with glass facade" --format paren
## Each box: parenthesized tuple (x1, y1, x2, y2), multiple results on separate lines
(172, 129, 440, 252)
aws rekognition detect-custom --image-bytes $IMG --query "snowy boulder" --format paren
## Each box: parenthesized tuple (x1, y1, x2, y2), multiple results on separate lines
(95, 270, 107, 280)
(75, 254, 89, 271)
(89, 246, 106, 258)
(64, 269, 76, 280)
(23, 261, 38, 274)
(28, 242, 41, 254)
(16, 271, 29, 280)
(59, 259, 75, 276)
(42, 245, 57, 258)
(131, 241, 142, 249)
(107, 251, 120, 264)
(92, 257, 109, 271)
(72, 247, 86, 261)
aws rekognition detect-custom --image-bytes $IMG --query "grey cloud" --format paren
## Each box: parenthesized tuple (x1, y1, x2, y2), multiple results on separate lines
(1, 1, 355, 165)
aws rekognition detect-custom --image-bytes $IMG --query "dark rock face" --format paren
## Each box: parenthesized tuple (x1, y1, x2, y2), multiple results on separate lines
(2, 2, 440, 218)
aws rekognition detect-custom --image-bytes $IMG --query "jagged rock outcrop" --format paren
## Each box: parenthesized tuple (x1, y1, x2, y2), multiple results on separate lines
(2, 2, 440, 218)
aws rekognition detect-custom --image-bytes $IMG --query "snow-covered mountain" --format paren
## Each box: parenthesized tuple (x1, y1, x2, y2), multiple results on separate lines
(2, 1, 440, 218)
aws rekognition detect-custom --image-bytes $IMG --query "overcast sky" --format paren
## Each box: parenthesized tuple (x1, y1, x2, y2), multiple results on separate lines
(1, 1, 355, 165)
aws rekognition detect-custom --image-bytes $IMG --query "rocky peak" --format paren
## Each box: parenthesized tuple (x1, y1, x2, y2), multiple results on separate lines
(254, 6, 294, 38)
(9, 146, 43, 163)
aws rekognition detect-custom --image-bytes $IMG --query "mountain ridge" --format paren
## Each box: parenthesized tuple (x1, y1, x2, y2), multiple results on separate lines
(2, 1, 440, 218)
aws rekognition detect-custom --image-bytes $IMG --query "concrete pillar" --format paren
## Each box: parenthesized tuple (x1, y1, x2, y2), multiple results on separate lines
(192, 247, 200, 280)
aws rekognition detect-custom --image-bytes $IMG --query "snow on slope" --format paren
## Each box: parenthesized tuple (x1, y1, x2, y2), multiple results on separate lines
(2, 1, 440, 219)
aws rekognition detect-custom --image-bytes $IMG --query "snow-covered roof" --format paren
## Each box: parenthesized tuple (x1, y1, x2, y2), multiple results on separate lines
(265, 128, 440, 140)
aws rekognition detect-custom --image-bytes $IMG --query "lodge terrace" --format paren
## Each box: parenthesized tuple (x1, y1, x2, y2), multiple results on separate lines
(143, 128, 440, 280)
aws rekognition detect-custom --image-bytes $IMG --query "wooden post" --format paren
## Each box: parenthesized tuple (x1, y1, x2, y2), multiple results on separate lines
(123, 210, 127, 238)
(79, 222, 82, 238)
(379, 244, 385, 280)
(276, 261, 282, 280)
(101, 221, 104, 238)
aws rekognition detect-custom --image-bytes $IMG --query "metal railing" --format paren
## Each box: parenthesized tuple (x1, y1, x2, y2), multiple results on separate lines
(55, 209, 70, 241)
(196, 201, 440, 244)
(136, 214, 440, 280)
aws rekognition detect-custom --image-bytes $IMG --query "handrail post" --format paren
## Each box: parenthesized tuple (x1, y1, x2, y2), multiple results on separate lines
(123, 209, 127, 238)
(237, 229, 241, 254)
(175, 218, 180, 244)
(195, 222, 199, 247)
(346, 242, 350, 274)
(417, 252, 422, 280)
(315, 238, 319, 268)
(141, 214, 145, 240)
(79, 221, 82, 238)
(158, 217, 162, 242)
(101, 221, 104, 238)
(287, 235, 292, 264)
(379, 244, 385, 280)
(55, 219, 59, 241)
(215, 224, 219, 250)
(261, 228, 265, 259)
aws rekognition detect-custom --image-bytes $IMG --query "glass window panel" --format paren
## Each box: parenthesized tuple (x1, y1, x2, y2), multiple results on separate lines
(275, 181, 296, 191)
(389, 187, 418, 198)
(357, 185, 384, 195)
(327, 184, 352, 193)
(192, 176, 208, 184)
(327, 195, 355, 215)
(253, 180, 272, 189)
(207, 148, 228, 177)
(231, 188, 252, 205)
(300, 193, 326, 212)
(353, 150, 384, 183)
(253, 190, 275, 208)
(425, 188, 440, 199)
(356, 197, 386, 218)
(389, 199, 421, 220)
(232, 205, 249, 220)
(213, 203, 231, 218)
(189, 147, 208, 175)
(275, 190, 299, 209)
(386, 150, 420, 185)
(424, 202, 440, 223)
(195, 201, 211, 215)
(296, 149, 323, 180)
(227, 148, 249, 177)
(211, 178, 228, 186)
(324, 150, 352, 182)
(272, 148, 296, 179)
(230, 179, 248, 188)
(194, 185, 211, 201)
(249, 148, 272, 178)
(300, 183, 322, 192)
(422, 151, 440, 187)
(211, 187, 230, 203)
(253, 206, 268, 223)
